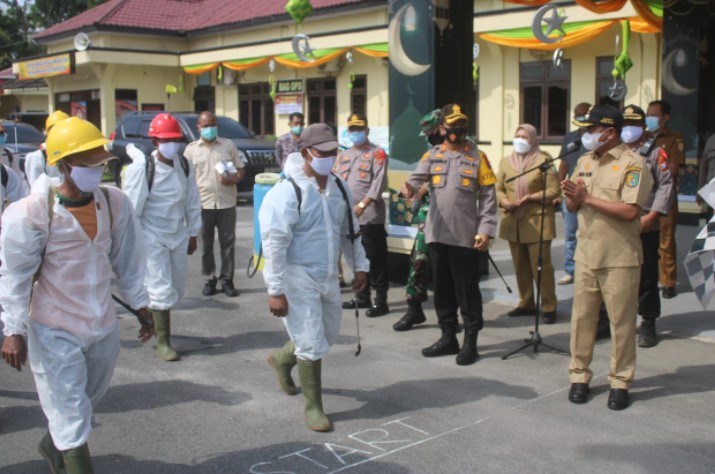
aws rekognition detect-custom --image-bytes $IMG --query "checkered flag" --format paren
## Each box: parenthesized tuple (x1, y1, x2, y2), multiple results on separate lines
(684, 217, 715, 309)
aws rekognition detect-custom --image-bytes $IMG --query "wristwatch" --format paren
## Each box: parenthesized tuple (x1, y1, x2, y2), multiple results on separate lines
(358, 202, 366, 209)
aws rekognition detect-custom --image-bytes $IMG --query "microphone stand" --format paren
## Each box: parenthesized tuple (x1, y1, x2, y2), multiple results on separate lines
(501, 152, 571, 360)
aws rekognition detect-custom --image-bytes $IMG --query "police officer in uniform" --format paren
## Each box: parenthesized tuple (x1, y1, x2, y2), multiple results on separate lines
(621, 105, 673, 348)
(645, 100, 685, 299)
(339, 113, 390, 317)
(401, 104, 497, 366)
(562, 105, 653, 411)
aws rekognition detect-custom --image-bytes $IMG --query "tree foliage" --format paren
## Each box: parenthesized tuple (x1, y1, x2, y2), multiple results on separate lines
(0, 0, 108, 69)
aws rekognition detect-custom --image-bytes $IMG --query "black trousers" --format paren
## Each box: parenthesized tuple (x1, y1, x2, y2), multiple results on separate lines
(201, 208, 237, 284)
(429, 242, 484, 332)
(360, 224, 389, 296)
(639, 230, 661, 321)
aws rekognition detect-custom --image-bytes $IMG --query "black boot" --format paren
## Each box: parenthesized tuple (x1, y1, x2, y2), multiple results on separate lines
(638, 319, 658, 348)
(343, 291, 371, 309)
(393, 300, 427, 331)
(455, 329, 479, 366)
(366, 291, 390, 317)
(421, 325, 459, 357)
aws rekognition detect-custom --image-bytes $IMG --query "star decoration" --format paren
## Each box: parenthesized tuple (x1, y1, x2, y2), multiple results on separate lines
(543, 7, 567, 39)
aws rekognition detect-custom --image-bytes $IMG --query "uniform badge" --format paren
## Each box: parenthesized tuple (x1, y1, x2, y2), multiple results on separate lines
(625, 166, 641, 188)
(677, 141, 684, 152)
(477, 153, 496, 186)
(613, 165, 619, 172)
(432, 175, 442, 185)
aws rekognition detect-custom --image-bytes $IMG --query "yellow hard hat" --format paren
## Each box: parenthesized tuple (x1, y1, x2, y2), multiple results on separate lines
(45, 110, 69, 132)
(46, 117, 113, 166)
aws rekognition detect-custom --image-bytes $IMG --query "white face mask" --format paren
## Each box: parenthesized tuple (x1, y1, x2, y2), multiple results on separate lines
(513, 137, 531, 154)
(620, 125, 644, 144)
(582, 130, 609, 152)
(306, 149, 336, 176)
(70, 165, 105, 193)
(158, 142, 181, 159)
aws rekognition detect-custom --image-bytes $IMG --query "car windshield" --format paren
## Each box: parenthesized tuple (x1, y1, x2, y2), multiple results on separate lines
(2, 123, 45, 144)
(182, 116, 252, 139)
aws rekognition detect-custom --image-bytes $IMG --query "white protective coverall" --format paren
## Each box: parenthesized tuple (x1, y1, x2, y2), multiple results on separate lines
(0, 174, 149, 450)
(259, 152, 370, 361)
(1, 147, 30, 195)
(1, 163, 28, 215)
(24, 146, 61, 185)
(122, 149, 202, 310)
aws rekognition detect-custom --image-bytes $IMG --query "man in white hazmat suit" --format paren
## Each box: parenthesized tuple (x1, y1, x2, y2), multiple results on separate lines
(259, 123, 369, 432)
(24, 110, 67, 185)
(0, 116, 153, 474)
(123, 113, 202, 361)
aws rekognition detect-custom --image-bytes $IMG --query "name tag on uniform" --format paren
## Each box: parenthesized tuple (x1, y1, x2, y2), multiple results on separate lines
(578, 172, 593, 177)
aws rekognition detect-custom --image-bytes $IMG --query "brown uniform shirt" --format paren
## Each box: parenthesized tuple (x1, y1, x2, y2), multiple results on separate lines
(337, 141, 388, 226)
(184, 137, 245, 210)
(407, 142, 498, 248)
(573, 143, 653, 269)
(647, 126, 685, 192)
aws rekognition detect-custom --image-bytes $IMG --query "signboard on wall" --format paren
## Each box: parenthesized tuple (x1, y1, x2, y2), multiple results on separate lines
(17, 53, 75, 80)
(276, 80, 303, 94)
(275, 94, 303, 115)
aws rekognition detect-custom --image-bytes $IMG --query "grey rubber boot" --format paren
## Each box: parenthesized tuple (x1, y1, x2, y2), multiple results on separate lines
(153, 309, 180, 361)
(297, 358, 332, 432)
(267, 340, 298, 395)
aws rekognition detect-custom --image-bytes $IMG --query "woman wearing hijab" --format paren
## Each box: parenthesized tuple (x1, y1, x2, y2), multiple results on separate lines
(495, 124, 560, 324)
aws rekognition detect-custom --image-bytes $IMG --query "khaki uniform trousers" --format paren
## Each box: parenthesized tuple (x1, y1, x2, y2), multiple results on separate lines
(659, 200, 678, 288)
(508, 240, 557, 313)
(569, 263, 640, 389)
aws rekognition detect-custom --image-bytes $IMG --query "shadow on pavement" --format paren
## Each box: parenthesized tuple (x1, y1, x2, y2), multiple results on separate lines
(326, 376, 538, 422)
(577, 442, 715, 472)
(632, 364, 715, 402)
(97, 380, 250, 414)
(1, 443, 413, 474)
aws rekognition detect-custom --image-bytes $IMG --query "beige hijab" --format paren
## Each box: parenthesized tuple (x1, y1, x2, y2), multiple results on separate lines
(508, 123, 541, 218)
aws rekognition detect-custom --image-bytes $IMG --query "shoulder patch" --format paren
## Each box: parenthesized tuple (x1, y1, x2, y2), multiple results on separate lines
(625, 166, 641, 188)
(420, 151, 431, 162)
(374, 148, 387, 165)
(477, 153, 496, 186)
(677, 141, 684, 152)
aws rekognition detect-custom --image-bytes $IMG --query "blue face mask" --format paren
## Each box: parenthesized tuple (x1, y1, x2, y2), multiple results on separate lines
(349, 131, 367, 146)
(0, 133, 6, 145)
(201, 126, 218, 141)
(291, 126, 304, 136)
(645, 116, 660, 132)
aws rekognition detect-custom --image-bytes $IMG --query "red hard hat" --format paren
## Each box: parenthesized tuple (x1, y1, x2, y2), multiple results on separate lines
(148, 113, 182, 139)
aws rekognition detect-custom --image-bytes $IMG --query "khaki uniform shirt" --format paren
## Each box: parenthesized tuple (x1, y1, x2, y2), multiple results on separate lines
(337, 141, 388, 226)
(407, 143, 498, 248)
(573, 143, 653, 269)
(184, 137, 245, 210)
(495, 152, 560, 244)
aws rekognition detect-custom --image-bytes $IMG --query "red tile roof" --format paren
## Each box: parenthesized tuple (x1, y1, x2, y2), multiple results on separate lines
(34, 0, 375, 41)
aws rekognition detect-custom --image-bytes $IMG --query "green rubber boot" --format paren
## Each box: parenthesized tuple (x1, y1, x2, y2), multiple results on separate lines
(38, 431, 66, 474)
(62, 443, 94, 474)
(297, 358, 332, 432)
(153, 309, 180, 361)
(267, 341, 298, 395)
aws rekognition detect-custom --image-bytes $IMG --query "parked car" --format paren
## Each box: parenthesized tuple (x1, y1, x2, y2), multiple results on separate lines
(110, 112, 278, 199)
(7, 112, 49, 132)
(1, 120, 44, 174)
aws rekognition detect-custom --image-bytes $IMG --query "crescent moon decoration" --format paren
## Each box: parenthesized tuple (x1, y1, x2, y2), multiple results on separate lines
(663, 48, 698, 96)
(553, 48, 564, 69)
(388, 4, 431, 76)
(292, 34, 316, 62)
(532, 5, 568, 45)
(609, 79, 627, 101)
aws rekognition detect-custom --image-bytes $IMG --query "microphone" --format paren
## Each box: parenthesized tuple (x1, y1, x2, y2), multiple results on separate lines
(565, 139, 581, 152)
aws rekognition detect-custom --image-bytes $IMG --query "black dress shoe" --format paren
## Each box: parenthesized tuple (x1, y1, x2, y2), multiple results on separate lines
(507, 307, 536, 317)
(568, 383, 590, 404)
(366, 301, 390, 318)
(637, 321, 658, 348)
(221, 281, 240, 297)
(662, 287, 676, 299)
(542, 311, 556, 324)
(607, 388, 629, 410)
(421, 335, 460, 357)
(342, 296, 372, 309)
(202, 278, 217, 296)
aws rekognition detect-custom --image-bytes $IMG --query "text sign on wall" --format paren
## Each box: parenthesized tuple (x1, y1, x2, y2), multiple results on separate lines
(276, 80, 303, 94)
(17, 53, 75, 80)
(275, 94, 303, 115)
